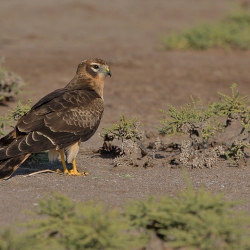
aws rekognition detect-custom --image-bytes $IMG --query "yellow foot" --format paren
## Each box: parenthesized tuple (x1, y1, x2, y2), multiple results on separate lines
(56, 168, 68, 174)
(56, 168, 89, 176)
(56, 156, 89, 176)
(68, 169, 89, 176)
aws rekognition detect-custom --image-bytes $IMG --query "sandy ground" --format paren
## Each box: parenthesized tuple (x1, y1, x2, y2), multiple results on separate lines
(0, 0, 250, 228)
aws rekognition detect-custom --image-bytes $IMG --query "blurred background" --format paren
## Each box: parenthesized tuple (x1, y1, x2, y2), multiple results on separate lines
(0, 0, 250, 128)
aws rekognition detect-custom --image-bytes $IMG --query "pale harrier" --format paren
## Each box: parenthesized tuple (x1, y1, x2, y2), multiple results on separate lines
(0, 58, 111, 179)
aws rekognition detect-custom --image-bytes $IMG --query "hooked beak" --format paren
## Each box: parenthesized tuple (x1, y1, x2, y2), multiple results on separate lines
(106, 67, 112, 77)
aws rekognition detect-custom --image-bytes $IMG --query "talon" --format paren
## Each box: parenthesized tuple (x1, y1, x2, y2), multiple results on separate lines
(64, 158, 88, 176)
(56, 168, 69, 174)
(57, 152, 88, 176)
(67, 169, 88, 176)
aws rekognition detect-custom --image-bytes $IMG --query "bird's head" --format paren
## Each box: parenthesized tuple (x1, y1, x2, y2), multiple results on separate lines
(77, 58, 111, 79)
(70, 58, 111, 98)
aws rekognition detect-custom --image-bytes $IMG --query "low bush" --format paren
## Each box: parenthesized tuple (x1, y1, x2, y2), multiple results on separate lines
(1, 183, 250, 250)
(0, 62, 26, 102)
(163, 10, 250, 50)
(159, 84, 250, 167)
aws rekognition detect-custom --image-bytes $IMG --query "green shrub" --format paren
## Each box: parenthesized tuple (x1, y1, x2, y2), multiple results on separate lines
(101, 115, 144, 142)
(159, 84, 249, 138)
(100, 116, 147, 167)
(8, 100, 32, 121)
(0, 100, 32, 135)
(216, 84, 250, 129)
(159, 84, 250, 166)
(163, 10, 250, 50)
(0, 229, 22, 250)
(0, 65, 26, 102)
(0, 193, 146, 250)
(159, 96, 223, 141)
(1, 187, 250, 250)
(126, 178, 250, 249)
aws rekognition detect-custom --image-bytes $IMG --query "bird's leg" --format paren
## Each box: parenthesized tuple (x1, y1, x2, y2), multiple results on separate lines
(68, 158, 79, 175)
(56, 145, 88, 176)
(58, 149, 69, 174)
(68, 158, 89, 176)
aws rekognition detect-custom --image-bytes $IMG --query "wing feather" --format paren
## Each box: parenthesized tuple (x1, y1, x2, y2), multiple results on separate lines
(16, 88, 104, 147)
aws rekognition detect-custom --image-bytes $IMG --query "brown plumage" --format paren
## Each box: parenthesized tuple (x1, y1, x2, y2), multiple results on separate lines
(0, 58, 111, 179)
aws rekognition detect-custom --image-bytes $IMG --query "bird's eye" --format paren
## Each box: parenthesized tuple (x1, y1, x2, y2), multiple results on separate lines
(92, 65, 99, 70)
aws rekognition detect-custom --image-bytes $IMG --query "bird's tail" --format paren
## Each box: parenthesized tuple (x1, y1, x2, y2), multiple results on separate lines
(0, 129, 57, 179)
(0, 153, 31, 179)
(0, 130, 16, 147)
(0, 130, 31, 179)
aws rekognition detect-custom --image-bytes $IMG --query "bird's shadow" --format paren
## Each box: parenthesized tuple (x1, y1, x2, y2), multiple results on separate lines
(10, 161, 64, 178)
(9, 149, 108, 179)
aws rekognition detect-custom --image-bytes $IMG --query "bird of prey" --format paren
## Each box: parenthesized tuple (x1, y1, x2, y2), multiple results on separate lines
(0, 58, 111, 179)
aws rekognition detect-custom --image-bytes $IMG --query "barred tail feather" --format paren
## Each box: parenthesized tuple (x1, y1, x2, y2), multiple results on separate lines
(0, 154, 31, 179)
(0, 130, 16, 147)
(0, 130, 58, 179)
